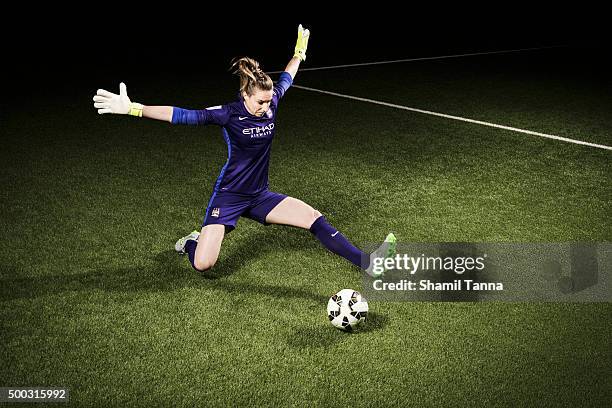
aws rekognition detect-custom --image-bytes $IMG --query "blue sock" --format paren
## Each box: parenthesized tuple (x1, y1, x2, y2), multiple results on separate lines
(185, 239, 199, 271)
(309, 215, 366, 268)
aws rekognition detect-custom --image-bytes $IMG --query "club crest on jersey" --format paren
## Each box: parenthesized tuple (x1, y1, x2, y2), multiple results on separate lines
(211, 208, 220, 217)
(265, 109, 273, 118)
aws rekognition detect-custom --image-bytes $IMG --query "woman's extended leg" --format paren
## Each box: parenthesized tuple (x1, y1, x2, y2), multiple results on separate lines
(265, 196, 396, 276)
(182, 224, 226, 272)
(265, 197, 366, 268)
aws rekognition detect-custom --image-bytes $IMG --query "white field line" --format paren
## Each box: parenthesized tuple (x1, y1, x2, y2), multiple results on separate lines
(292, 84, 612, 151)
(269, 46, 566, 73)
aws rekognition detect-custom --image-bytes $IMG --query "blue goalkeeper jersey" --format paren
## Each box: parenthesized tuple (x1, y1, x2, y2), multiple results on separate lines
(171, 72, 293, 195)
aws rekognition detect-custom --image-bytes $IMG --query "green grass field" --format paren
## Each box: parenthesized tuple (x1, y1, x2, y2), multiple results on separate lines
(1, 47, 611, 406)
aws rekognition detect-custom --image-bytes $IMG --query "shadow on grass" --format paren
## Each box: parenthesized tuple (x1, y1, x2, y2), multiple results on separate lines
(190, 226, 316, 279)
(2, 222, 391, 348)
(0, 226, 327, 305)
(287, 312, 389, 348)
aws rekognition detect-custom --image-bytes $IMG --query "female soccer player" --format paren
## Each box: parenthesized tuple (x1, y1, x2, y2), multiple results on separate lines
(93, 25, 395, 277)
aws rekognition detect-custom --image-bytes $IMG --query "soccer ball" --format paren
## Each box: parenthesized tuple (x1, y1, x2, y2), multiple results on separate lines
(327, 289, 368, 331)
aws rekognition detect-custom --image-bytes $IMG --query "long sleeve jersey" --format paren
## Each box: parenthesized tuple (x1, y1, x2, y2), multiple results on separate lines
(171, 72, 293, 194)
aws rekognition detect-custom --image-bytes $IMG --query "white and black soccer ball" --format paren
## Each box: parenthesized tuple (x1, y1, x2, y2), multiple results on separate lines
(327, 289, 368, 331)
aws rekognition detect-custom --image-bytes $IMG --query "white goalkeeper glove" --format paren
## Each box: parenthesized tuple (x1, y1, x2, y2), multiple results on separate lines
(293, 24, 310, 61)
(93, 82, 143, 116)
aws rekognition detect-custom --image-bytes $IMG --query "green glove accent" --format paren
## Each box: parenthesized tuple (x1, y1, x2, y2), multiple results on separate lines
(128, 102, 144, 117)
(293, 24, 310, 61)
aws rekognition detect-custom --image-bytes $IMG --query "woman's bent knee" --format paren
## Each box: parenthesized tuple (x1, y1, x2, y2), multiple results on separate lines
(309, 209, 323, 228)
(194, 258, 216, 272)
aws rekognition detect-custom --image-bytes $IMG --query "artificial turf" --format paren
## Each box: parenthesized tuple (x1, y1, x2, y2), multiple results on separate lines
(1, 46, 610, 406)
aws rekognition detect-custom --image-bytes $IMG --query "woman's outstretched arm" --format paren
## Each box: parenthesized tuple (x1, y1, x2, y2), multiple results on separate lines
(93, 82, 173, 122)
(284, 57, 302, 80)
(284, 24, 310, 80)
(142, 105, 173, 122)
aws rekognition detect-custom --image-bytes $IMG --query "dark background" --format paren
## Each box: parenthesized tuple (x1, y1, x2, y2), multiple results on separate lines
(5, 6, 609, 88)
(2, 6, 610, 121)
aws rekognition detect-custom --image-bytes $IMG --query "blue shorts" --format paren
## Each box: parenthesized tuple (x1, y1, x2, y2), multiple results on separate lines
(202, 190, 288, 233)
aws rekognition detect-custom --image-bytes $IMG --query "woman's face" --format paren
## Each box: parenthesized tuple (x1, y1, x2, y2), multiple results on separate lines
(243, 88, 273, 117)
